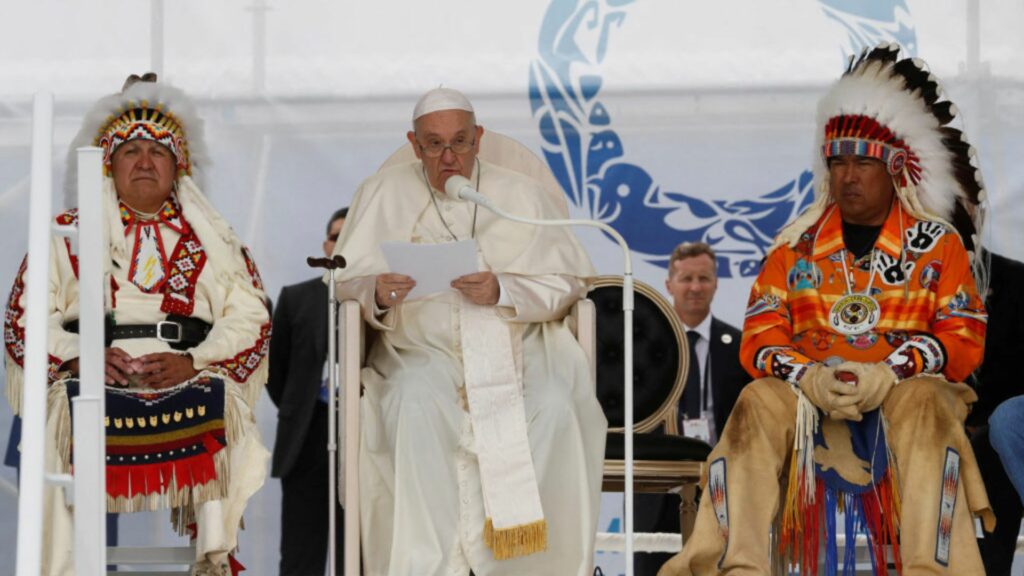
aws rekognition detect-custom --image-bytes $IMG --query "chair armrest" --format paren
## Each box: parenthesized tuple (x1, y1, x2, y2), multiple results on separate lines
(340, 299, 365, 368)
(570, 298, 596, 385)
(338, 299, 362, 576)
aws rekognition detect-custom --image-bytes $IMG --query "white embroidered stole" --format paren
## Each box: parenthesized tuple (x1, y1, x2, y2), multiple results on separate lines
(459, 302, 547, 559)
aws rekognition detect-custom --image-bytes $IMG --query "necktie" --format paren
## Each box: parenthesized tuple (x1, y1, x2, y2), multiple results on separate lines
(681, 330, 702, 420)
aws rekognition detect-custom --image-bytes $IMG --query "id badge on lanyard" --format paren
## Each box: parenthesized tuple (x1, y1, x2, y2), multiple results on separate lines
(683, 417, 712, 443)
(682, 346, 712, 443)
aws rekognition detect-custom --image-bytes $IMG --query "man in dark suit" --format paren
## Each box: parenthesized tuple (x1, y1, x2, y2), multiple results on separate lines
(968, 250, 1024, 576)
(268, 207, 347, 576)
(636, 241, 749, 575)
(665, 241, 747, 443)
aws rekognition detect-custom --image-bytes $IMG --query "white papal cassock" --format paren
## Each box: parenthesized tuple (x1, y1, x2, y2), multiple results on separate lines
(333, 159, 607, 576)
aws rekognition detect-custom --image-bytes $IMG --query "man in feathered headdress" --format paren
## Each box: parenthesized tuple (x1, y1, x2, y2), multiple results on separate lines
(660, 44, 994, 576)
(3, 74, 271, 575)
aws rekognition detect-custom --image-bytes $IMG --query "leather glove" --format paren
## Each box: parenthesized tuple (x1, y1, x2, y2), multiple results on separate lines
(798, 363, 861, 421)
(834, 361, 898, 413)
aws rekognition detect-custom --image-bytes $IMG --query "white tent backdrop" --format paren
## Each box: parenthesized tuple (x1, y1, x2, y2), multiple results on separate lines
(1, 0, 1022, 573)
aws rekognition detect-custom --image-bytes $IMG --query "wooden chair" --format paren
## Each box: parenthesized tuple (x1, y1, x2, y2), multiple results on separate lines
(586, 275, 712, 541)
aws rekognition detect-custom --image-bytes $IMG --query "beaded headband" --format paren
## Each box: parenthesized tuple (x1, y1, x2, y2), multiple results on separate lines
(97, 103, 190, 175)
(65, 77, 209, 204)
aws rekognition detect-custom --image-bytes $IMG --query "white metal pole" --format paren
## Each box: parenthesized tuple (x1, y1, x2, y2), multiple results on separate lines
(622, 272, 634, 576)
(16, 91, 54, 576)
(243, 134, 272, 248)
(74, 146, 107, 574)
(249, 0, 269, 93)
(966, 0, 980, 75)
(150, 0, 165, 77)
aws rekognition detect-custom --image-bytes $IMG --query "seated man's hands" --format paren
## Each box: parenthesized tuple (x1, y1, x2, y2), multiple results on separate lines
(136, 352, 198, 389)
(834, 361, 898, 413)
(375, 273, 416, 308)
(105, 347, 136, 386)
(452, 271, 499, 305)
(62, 348, 197, 388)
(798, 363, 861, 421)
(62, 347, 136, 386)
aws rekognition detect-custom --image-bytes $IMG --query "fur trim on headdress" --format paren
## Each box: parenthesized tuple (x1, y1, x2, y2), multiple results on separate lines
(64, 77, 210, 208)
(773, 44, 986, 261)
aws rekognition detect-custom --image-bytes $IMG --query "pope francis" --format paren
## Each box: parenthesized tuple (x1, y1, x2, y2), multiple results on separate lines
(330, 87, 608, 576)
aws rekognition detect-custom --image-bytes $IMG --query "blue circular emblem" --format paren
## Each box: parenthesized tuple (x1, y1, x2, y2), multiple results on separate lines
(531, 1, 917, 277)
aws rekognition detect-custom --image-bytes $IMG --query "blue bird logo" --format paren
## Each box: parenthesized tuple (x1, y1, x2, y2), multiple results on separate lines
(530, 0, 917, 277)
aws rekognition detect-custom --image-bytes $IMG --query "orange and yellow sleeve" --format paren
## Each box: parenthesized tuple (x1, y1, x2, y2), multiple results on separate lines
(741, 249, 815, 384)
(922, 235, 985, 382)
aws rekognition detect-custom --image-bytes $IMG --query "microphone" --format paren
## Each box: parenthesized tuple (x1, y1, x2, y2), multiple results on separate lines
(444, 175, 493, 208)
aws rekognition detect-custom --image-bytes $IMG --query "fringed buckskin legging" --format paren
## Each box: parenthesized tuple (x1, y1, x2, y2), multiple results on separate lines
(658, 376, 994, 576)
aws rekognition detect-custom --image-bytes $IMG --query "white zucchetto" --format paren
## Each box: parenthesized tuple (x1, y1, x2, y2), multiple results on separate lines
(412, 87, 475, 122)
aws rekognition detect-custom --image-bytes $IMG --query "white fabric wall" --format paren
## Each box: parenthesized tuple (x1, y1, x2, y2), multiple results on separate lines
(1, 0, 1022, 573)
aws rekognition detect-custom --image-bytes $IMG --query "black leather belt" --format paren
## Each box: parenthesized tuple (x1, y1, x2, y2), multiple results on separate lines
(63, 315, 212, 351)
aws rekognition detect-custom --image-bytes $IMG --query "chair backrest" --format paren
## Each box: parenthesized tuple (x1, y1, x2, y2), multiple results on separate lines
(589, 275, 689, 434)
(377, 130, 569, 218)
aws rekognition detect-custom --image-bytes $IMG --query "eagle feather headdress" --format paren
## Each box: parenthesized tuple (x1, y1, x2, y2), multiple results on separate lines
(775, 43, 986, 275)
(63, 74, 210, 207)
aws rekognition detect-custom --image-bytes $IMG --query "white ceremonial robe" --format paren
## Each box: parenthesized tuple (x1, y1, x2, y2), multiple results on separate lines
(334, 160, 607, 576)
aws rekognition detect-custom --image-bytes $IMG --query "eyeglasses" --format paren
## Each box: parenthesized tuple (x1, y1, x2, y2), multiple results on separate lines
(327, 233, 339, 242)
(416, 135, 476, 158)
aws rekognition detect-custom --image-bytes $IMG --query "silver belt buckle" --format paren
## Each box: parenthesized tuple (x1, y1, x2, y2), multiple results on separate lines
(157, 320, 183, 344)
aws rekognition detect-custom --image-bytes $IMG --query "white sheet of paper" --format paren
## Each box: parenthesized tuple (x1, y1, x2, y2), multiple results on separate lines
(380, 239, 480, 301)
